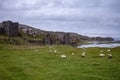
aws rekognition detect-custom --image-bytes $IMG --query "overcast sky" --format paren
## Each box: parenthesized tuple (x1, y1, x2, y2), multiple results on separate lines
(0, 0, 120, 38)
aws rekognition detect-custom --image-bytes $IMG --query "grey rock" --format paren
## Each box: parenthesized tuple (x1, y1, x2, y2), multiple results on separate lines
(2, 21, 20, 36)
(64, 33, 70, 45)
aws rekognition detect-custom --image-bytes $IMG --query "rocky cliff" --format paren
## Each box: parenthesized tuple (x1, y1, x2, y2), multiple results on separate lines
(0, 21, 114, 45)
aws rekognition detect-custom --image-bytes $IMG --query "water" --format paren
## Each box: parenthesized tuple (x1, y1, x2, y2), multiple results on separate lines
(77, 41, 120, 48)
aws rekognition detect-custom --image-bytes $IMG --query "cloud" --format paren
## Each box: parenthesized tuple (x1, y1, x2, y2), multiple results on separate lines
(0, 0, 120, 38)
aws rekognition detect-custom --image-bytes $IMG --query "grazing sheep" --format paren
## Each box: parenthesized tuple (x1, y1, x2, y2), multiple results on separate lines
(34, 50, 39, 52)
(49, 50, 52, 53)
(108, 54, 112, 59)
(72, 53, 75, 56)
(61, 54, 67, 59)
(101, 50, 104, 53)
(99, 53, 105, 57)
(107, 49, 111, 52)
(54, 50, 57, 53)
(81, 52, 86, 57)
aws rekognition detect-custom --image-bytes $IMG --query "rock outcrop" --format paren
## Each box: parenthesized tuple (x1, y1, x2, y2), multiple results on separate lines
(0, 21, 20, 36)
(0, 20, 114, 45)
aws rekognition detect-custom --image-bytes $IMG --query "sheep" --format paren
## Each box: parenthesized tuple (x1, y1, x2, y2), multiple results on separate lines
(101, 50, 104, 53)
(81, 52, 86, 57)
(34, 49, 39, 52)
(99, 53, 105, 57)
(49, 49, 57, 54)
(49, 50, 52, 53)
(107, 49, 111, 52)
(61, 54, 67, 59)
(108, 54, 112, 59)
(54, 50, 57, 53)
(71, 53, 75, 56)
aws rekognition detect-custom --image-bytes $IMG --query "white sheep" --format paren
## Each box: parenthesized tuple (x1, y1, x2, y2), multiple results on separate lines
(107, 49, 111, 52)
(49, 50, 52, 53)
(72, 53, 75, 56)
(49, 49, 52, 52)
(61, 54, 67, 59)
(99, 53, 105, 57)
(54, 50, 57, 53)
(34, 50, 39, 52)
(101, 50, 104, 53)
(108, 54, 112, 59)
(81, 52, 86, 57)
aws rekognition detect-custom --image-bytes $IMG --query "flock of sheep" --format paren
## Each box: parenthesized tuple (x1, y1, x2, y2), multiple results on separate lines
(61, 52, 86, 58)
(99, 49, 112, 58)
(49, 47, 113, 59)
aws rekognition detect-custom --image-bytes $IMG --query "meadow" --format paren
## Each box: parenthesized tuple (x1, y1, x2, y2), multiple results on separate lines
(0, 44, 120, 80)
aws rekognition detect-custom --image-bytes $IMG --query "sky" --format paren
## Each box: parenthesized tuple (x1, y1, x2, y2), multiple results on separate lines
(0, 0, 120, 38)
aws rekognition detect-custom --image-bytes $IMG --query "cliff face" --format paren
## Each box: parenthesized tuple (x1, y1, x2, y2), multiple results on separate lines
(0, 21, 114, 45)
(0, 21, 20, 36)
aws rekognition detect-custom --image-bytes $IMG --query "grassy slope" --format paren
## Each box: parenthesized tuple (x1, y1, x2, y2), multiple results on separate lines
(0, 44, 120, 80)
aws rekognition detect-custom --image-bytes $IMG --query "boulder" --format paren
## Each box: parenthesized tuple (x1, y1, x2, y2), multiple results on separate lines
(64, 33, 70, 45)
(2, 21, 20, 36)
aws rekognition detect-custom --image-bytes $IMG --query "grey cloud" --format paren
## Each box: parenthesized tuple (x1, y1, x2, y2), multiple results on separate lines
(0, 0, 120, 38)
(1, 0, 119, 9)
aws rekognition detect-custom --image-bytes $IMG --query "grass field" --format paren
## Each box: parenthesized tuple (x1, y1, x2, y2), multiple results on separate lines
(0, 44, 120, 80)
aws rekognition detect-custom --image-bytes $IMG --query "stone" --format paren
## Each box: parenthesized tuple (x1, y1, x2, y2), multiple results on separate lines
(0, 23, 4, 34)
(64, 33, 70, 45)
(43, 33, 52, 45)
(2, 21, 20, 36)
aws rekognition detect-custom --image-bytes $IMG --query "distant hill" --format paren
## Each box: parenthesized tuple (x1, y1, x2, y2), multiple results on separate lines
(0, 21, 114, 45)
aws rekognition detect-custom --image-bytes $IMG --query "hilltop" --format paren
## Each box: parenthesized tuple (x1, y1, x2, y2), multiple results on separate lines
(0, 21, 113, 45)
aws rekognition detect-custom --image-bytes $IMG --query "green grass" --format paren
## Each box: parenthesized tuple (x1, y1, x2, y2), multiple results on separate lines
(0, 35, 29, 45)
(0, 44, 120, 80)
